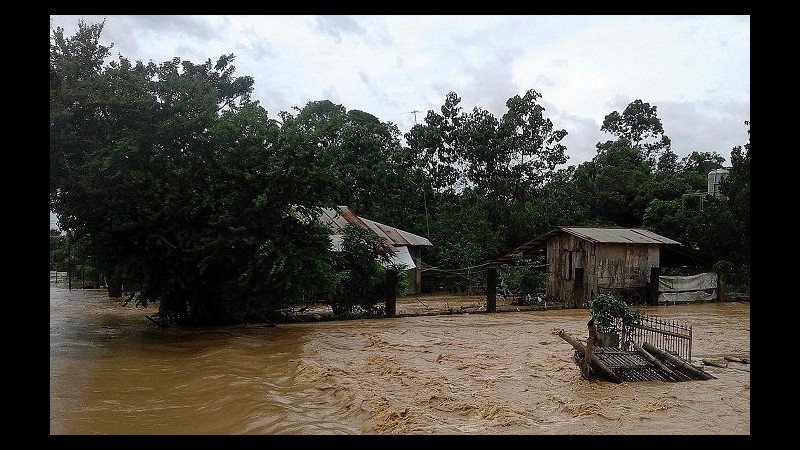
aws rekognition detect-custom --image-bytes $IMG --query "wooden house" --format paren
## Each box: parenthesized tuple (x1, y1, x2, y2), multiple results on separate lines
(493, 227, 682, 307)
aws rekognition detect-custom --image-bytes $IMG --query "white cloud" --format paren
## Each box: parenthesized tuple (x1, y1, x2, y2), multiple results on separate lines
(50, 14, 750, 165)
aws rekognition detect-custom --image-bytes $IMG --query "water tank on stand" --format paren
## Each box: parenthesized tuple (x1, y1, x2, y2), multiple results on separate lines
(707, 169, 729, 199)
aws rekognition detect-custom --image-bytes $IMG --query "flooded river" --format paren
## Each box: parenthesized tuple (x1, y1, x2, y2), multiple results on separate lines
(50, 285, 749, 434)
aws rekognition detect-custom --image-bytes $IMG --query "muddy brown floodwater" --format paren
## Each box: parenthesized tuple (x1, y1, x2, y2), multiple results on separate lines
(50, 285, 749, 435)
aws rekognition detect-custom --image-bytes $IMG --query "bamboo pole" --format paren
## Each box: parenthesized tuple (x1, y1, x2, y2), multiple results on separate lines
(557, 329, 622, 383)
(643, 342, 716, 380)
(702, 358, 728, 368)
(634, 343, 688, 381)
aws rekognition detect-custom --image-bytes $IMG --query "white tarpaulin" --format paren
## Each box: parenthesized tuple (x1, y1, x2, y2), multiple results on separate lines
(386, 246, 416, 269)
(658, 290, 717, 303)
(658, 272, 717, 303)
(659, 272, 717, 292)
(329, 235, 415, 269)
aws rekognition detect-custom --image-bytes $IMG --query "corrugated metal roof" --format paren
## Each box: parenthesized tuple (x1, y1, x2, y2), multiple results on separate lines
(561, 227, 681, 245)
(319, 206, 432, 247)
(490, 226, 680, 265)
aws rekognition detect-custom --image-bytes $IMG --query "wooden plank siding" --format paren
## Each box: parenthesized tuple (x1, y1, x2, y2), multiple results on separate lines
(547, 236, 661, 307)
(407, 246, 423, 294)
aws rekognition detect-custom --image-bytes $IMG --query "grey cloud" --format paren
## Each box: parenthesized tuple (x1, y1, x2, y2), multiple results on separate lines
(356, 71, 402, 113)
(359, 71, 371, 86)
(314, 15, 366, 43)
(258, 86, 292, 116)
(365, 16, 394, 46)
(430, 81, 451, 97)
(174, 45, 207, 63)
(540, 103, 601, 166)
(461, 51, 522, 117)
(53, 16, 141, 60)
(61, 16, 221, 64)
(606, 94, 631, 112)
(657, 100, 750, 161)
(558, 115, 602, 166)
(129, 15, 221, 40)
(235, 27, 274, 62)
(551, 58, 569, 67)
(321, 87, 341, 104)
(535, 74, 554, 88)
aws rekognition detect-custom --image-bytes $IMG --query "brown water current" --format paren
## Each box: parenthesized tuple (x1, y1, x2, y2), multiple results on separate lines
(50, 286, 750, 435)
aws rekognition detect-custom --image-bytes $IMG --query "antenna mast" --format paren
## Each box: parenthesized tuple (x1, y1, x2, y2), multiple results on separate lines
(406, 110, 421, 125)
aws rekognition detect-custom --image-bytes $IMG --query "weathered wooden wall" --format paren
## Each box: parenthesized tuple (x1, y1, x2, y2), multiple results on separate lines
(407, 246, 423, 295)
(547, 236, 661, 307)
(546, 234, 592, 307)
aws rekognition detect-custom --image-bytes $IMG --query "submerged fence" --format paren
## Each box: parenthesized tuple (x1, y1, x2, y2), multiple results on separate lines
(615, 314, 693, 361)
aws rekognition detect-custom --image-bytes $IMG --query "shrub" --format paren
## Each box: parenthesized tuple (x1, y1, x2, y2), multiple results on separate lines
(587, 293, 643, 334)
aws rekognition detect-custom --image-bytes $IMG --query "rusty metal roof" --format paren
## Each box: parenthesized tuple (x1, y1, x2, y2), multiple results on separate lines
(490, 226, 680, 265)
(560, 227, 681, 245)
(320, 206, 432, 247)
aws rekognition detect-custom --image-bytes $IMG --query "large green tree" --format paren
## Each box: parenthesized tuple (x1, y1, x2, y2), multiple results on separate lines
(601, 99, 671, 166)
(571, 99, 676, 227)
(50, 21, 341, 324)
(403, 90, 568, 289)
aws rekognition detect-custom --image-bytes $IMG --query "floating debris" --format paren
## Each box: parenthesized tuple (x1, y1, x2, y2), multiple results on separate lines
(557, 313, 716, 382)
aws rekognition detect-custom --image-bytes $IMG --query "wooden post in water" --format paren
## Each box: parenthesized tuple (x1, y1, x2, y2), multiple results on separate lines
(557, 329, 622, 383)
(67, 230, 72, 290)
(385, 269, 397, 317)
(486, 266, 497, 312)
(649, 267, 661, 305)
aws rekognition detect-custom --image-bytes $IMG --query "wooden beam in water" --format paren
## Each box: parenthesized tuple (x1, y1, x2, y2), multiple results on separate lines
(557, 330, 622, 383)
(634, 343, 688, 381)
(643, 342, 716, 380)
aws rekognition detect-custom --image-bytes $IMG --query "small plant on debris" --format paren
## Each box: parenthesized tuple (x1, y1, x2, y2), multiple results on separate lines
(587, 293, 643, 334)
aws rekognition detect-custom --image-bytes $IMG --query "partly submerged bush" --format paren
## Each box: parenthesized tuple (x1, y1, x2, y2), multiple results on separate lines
(325, 224, 399, 316)
(587, 293, 643, 334)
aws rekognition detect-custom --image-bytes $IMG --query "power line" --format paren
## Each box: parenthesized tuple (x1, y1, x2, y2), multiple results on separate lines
(421, 262, 491, 273)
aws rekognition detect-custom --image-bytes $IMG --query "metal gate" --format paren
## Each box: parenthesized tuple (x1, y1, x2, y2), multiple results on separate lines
(615, 314, 693, 361)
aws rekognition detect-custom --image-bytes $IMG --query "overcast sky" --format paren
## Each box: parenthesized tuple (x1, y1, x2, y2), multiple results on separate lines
(50, 15, 749, 230)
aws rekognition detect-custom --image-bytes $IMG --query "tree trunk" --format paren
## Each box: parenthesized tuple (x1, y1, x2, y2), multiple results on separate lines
(107, 268, 122, 298)
(385, 269, 397, 317)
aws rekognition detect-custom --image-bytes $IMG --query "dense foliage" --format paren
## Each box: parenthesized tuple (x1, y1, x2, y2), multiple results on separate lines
(323, 224, 397, 316)
(587, 293, 643, 334)
(499, 253, 546, 304)
(51, 21, 340, 324)
(50, 21, 750, 325)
